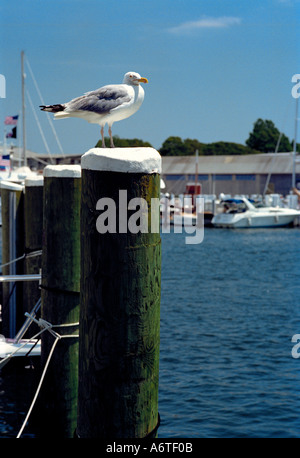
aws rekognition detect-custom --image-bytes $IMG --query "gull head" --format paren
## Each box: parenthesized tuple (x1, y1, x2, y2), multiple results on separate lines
(123, 71, 148, 86)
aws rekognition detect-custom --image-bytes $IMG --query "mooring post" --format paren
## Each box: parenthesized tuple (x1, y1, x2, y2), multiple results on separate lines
(77, 147, 161, 438)
(23, 176, 44, 336)
(0, 181, 24, 338)
(39, 165, 81, 438)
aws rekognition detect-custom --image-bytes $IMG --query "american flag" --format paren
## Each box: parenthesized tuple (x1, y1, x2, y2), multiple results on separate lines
(4, 115, 18, 125)
(0, 155, 10, 167)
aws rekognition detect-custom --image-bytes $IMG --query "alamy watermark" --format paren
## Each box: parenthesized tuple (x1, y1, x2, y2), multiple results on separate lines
(283, 74, 299, 358)
(0, 74, 6, 98)
(291, 334, 300, 359)
(95, 190, 204, 245)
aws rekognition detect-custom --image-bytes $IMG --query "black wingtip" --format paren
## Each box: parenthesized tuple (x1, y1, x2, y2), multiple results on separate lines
(40, 104, 65, 113)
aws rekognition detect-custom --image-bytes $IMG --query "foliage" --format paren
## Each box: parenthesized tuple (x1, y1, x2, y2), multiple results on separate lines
(201, 141, 258, 156)
(159, 136, 259, 156)
(245, 119, 293, 152)
(93, 118, 299, 155)
(160, 137, 191, 156)
(95, 136, 152, 148)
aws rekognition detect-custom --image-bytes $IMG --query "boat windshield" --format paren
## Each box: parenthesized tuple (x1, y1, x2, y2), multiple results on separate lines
(221, 199, 247, 213)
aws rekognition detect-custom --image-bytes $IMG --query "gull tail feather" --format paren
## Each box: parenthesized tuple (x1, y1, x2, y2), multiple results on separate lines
(40, 104, 65, 113)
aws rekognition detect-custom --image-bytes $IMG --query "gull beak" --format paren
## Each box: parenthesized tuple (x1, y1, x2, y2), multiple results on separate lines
(137, 77, 148, 84)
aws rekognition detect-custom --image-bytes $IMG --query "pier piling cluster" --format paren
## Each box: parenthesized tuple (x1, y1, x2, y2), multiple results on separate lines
(0, 147, 162, 438)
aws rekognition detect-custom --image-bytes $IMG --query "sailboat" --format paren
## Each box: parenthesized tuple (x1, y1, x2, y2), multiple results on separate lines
(165, 150, 214, 228)
(1, 52, 39, 184)
(1, 50, 64, 185)
(0, 52, 43, 366)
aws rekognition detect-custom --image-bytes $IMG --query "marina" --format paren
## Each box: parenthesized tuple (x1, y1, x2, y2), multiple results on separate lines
(0, 125, 299, 437)
(0, 8, 299, 436)
(1, 227, 300, 437)
(0, 106, 300, 436)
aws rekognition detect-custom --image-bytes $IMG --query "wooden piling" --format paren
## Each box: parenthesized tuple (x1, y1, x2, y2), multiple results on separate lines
(0, 181, 24, 338)
(39, 165, 81, 438)
(77, 147, 161, 438)
(23, 176, 44, 336)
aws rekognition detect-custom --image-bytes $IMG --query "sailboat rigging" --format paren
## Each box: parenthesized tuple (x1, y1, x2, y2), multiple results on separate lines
(2, 51, 65, 173)
(21, 50, 26, 167)
(263, 97, 299, 196)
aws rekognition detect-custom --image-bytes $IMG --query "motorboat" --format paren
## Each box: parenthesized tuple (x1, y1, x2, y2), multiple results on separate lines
(0, 336, 41, 359)
(0, 296, 41, 369)
(212, 197, 300, 228)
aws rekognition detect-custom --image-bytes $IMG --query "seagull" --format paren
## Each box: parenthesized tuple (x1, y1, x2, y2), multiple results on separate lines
(40, 71, 148, 148)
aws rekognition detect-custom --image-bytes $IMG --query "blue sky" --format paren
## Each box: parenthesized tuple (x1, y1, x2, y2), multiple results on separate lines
(0, 0, 299, 157)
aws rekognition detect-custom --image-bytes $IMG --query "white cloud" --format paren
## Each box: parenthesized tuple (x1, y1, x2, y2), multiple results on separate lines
(167, 16, 242, 35)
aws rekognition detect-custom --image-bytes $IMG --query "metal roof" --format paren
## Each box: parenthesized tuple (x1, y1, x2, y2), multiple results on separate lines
(1, 147, 299, 175)
(0, 146, 81, 159)
(162, 153, 300, 175)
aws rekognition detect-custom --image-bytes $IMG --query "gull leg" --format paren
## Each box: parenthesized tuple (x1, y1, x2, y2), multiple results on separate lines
(101, 126, 106, 148)
(108, 126, 115, 148)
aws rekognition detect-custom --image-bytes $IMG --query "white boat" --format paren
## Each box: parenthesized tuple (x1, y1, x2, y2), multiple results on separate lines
(0, 336, 41, 359)
(0, 295, 42, 369)
(212, 197, 300, 228)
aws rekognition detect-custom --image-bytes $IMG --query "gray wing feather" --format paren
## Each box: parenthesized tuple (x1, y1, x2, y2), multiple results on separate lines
(66, 85, 131, 114)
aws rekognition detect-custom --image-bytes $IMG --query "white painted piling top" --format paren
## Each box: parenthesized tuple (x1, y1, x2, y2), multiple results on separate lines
(25, 176, 44, 187)
(0, 180, 24, 191)
(43, 164, 81, 178)
(81, 148, 161, 174)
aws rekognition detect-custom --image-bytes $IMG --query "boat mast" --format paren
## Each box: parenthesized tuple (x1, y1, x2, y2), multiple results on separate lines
(194, 149, 199, 209)
(195, 149, 198, 188)
(292, 96, 299, 189)
(21, 50, 26, 167)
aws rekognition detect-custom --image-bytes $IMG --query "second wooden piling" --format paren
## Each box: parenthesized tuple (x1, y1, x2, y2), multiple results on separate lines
(38, 165, 81, 438)
(0, 181, 24, 338)
(23, 176, 44, 336)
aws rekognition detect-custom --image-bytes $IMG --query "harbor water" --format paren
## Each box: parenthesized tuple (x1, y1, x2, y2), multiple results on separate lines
(1, 226, 300, 437)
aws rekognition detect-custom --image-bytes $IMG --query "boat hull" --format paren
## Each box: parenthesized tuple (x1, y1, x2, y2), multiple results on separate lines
(212, 211, 299, 228)
(0, 338, 41, 359)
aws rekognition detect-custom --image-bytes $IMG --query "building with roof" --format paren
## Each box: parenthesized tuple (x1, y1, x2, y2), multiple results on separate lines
(162, 153, 300, 196)
(0, 145, 81, 169)
(1, 145, 299, 197)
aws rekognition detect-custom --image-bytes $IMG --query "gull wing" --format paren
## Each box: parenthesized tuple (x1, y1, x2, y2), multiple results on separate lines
(66, 84, 132, 114)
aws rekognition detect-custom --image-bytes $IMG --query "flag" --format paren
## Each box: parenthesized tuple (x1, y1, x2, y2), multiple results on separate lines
(4, 115, 18, 125)
(0, 155, 10, 168)
(6, 127, 17, 138)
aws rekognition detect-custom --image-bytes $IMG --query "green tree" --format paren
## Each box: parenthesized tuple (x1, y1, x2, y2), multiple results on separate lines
(95, 136, 152, 148)
(246, 119, 292, 152)
(160, 137, 259, 156)
(183, 138, 205, 155)
(159, 136, 187, 156)
(202, 141, 259, 155)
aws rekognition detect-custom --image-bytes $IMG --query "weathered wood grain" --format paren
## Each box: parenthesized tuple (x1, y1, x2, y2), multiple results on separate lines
(78, 169, 161, 438)
(1, 185, 24, 337)
(39, 174, 81, 437)
(23, 182, 43, 336)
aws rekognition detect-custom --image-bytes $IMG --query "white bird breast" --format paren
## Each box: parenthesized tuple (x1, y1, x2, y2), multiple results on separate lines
(105, 84, 145, 124)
